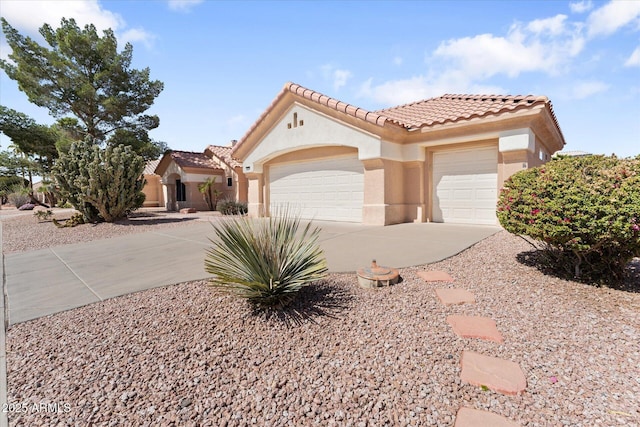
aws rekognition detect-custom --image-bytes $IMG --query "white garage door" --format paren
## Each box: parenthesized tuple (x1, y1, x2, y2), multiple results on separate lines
(269, 156, 364, 222)
(432, 147, 498, 225)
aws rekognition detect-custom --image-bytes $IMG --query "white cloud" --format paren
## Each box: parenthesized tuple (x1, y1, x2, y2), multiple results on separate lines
(167, 0, 204, 12)
(355, 4, 634, 107)
(321, 64, 353, 91)
(0, 0, 124, 36)
(527, 14, 568, 36)
(570, 80, 609, 99)
(358, 75, 506, 106)
(120, 28, 156, 49)
(0, 0, 155, 50)
(358, 12, 589, 107)
(569, 1, 593, 14)
(625, 46, 640, 67)
(333, 69, 352, 90)
(432, 19, 584, 79)
(586, 1, 640, 37)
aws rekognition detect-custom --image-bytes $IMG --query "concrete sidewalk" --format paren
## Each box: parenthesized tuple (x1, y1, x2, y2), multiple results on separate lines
(4, 220, 500, 325)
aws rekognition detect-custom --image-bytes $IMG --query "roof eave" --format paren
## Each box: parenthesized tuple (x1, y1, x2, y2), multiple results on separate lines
(231, 82, 398, 161)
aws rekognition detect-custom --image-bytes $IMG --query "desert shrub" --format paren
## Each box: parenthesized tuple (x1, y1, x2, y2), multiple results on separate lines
(53, 138, 146, 223)
(34, 209, 53, 221)
(52, 212, 86, 228)
(497, 155, 640, 283)
(205, 209, 328, 309)
(7, 186, 30, 207)
(0, 176, 28, 195)
(216, 198, 248, 215)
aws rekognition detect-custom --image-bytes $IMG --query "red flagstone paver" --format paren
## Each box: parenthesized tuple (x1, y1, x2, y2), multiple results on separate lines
(417, 270, 454, 282)
(435, 288, 476, 305)
(460, 351, 527, 395)
(454, 407, 521, 427)
(447, 315, 504, 343)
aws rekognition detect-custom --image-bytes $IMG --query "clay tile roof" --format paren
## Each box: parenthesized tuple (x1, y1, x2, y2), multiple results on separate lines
(205, 145, 242, 168)
(233, 82, 389, 155)
(376, 94, 555, 129)
(232, 83, 564, 155)
(169, 150, 221, 170)
(144, 159, 160, 175)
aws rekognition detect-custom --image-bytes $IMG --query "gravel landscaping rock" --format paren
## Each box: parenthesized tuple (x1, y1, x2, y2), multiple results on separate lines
(0, 208, 217, 254)
(5, 231, 640, 426)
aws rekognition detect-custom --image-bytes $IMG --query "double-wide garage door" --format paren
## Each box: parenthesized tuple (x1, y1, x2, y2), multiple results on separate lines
(269, 156, 364, 222)
(432, 147, 498, 225)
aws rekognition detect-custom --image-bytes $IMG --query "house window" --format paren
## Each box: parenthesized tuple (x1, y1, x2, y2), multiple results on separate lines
(176, 179, 186, 202)
(539, 150, 547, 161)
(227, 177, 233, 187)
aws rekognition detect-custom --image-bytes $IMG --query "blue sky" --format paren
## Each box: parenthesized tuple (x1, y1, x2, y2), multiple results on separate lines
(1, 0, 639, 157)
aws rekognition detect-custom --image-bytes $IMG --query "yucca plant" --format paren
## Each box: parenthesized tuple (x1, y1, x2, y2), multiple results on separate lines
(205, 209, 328, 309)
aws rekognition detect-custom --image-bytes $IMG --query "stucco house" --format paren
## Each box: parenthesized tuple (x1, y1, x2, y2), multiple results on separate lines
(203, 144, 248, 203)
(153, 145, 247, 211)
(231, 82, 565, 226)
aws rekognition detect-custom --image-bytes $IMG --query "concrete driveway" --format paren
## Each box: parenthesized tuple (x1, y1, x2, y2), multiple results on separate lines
(3, 219, 500, 325)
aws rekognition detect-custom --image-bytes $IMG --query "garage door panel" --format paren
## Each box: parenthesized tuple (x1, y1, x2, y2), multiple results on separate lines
(270, 156, 363, 222)
(433, 147, 498, 225)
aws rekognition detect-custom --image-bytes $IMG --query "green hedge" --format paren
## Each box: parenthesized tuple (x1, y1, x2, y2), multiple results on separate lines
(497, 155, 640, 283)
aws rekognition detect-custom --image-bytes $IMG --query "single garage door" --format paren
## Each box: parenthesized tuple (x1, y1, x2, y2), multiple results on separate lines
(269, 156, 364, 222)
(432, 147, 498, 225)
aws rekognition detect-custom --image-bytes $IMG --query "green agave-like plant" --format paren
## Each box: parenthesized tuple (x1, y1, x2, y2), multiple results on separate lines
(205, 209, 328, 309)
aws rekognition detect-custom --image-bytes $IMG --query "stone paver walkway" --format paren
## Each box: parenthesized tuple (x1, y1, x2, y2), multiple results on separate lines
(417, 270, 454, 282)
(460, 351, 527, 395)
(435, 288, 476, 305)
(418, 270, 523, 426)
(454, 407, 521, 427)
(446, 315, 504, 343)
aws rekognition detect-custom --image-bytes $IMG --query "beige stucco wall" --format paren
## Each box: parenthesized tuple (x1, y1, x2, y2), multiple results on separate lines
(175, 182, 206, 211)
(243, 104, 382, 173)
(142, 174, 164, 207)
(204, 154, 248, 203)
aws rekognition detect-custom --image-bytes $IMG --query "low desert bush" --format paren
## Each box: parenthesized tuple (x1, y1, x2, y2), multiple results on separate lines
(34, 209, 53, 221)
(7, 187, 30, 208)
(216, 199, 248, 215)
(52, 212, 86, 228)
(497, 155, 640, 283)
(205, 208, 327, 309)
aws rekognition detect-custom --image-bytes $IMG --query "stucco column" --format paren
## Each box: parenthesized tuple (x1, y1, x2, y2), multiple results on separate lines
(246, 172, 264, 217)
(406, 160, 427, 223)
(234, 167, 249, 203)
(498, 128, 535, 188)
(164, 184, 177, 211)
(362, 159, 406, 226)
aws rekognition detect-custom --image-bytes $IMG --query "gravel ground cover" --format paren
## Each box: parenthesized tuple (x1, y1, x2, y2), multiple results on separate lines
(5, 230, 640, 426)
(0, 208, 215, 254)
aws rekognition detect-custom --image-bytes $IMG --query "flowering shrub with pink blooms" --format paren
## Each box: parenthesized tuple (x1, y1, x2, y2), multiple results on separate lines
(497, 155, 640, 283)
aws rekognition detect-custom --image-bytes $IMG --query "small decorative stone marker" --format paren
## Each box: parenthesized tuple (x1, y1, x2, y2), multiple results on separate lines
(357, 260, 400, 288)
